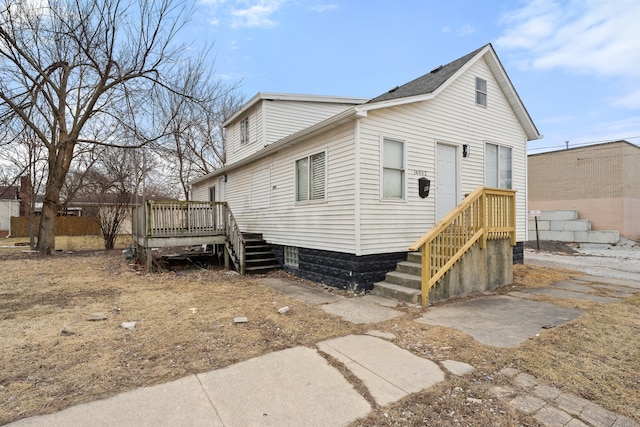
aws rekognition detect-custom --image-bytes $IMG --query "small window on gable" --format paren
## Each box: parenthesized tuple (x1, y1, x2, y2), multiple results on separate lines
(240, 117, 249, 144)
(476, 77, 487, 106)
(296, 151, 326, 202)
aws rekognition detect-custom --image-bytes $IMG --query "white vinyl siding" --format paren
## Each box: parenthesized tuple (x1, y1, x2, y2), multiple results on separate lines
(357, 57, 528, 251)
(264, 101, 354, 145)
(193, 55, 530, 253)
(226, 99, 357, 166)
(200, 123, 356, 254)
(296, 151, 326, 202)
(382, 138, 405, 199)
(227, 106, 263, 165)
(251, 168, 271, 209)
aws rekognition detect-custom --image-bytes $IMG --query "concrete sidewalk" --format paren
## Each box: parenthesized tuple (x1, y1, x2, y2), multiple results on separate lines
(8, 334, 446, 427)
(8, 273, 640, 427)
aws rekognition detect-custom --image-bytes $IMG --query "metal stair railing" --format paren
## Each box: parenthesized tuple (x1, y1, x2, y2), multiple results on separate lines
(409, 187, 516, 306)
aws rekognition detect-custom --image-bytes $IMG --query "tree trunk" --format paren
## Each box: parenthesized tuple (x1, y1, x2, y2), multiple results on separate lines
(36, 136, 75, 254)
(36, 187, 61, 255)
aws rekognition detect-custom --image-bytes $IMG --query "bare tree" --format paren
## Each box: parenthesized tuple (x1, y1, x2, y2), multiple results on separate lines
(154, 66, 244, 200)
(0, 0, 218, 254)
(80, 147, 149, 250)
(0, 126, 47, 248)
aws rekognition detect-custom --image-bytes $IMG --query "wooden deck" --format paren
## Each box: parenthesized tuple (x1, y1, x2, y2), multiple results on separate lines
(132, 200, 241, 270)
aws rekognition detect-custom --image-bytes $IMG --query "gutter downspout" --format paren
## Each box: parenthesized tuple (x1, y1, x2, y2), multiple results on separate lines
(354, 118, 361, 256)
(354, 109, 367, 256)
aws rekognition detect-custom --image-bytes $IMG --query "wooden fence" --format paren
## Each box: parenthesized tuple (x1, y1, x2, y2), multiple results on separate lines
(10, 216, 102, 237)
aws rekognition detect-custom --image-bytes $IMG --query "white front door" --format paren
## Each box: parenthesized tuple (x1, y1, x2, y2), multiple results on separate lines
(436, 143, 458, 221)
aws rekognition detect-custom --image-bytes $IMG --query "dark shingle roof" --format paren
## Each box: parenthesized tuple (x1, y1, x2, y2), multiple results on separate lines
(369, 44, 489, 104)
(0, 186, 19, 200)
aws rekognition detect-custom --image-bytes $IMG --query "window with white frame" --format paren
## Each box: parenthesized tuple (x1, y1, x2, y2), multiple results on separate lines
(485, 143, 512, 189)
(284, 246, 299, 267)
(476, 77, 487, 106)
(382, 138, 405, 199)
(240, 117, 249, 144)
(296, 151, 326, 202)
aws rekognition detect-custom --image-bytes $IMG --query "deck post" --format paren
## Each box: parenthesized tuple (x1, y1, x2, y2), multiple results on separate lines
(224, 243, 230, 270)
(145, 248, 153, 271)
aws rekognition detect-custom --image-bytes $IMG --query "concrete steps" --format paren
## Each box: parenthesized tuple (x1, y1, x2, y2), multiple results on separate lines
(373, 253, 423, 304)
(528, 210, 619, 244)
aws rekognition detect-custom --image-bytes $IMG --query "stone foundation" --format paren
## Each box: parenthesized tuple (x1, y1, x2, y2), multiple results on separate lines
(512, 242, 524, 264)
(269, 245, 407, 291)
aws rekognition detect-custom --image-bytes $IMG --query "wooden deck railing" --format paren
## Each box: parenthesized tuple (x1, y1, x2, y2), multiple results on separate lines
(409, 187, 516, 306)
(132, 200, 245, 272)
(132, 200, 227, 238)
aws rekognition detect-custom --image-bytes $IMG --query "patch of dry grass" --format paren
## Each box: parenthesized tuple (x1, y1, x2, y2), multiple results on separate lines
(0, 251, 361, 424)
(0, 235, 132, 253)
(509, 293, 640, 420)
(511, 263, 582, 289)
(1, 253, 638, 425)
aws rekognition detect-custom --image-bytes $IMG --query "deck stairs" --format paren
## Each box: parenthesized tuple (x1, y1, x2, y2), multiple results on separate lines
(241, 233, 280, 274)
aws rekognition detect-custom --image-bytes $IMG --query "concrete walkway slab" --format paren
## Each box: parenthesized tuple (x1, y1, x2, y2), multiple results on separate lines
(577, 275, 640, 290)
(258, 277, 342, 305)
(317, 335, 444, 406)
(415, 295, 583, 348)
(320, 298, 403, 324)
(552, 281, 597, 293)
(524, 287, 620, 303)
(197, 346, 371, 427)
(9, 375, 223, 427)
(588, 284, 636, 298)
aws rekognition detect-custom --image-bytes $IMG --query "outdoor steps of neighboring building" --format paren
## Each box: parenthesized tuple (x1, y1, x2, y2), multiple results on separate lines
(372, 252, 422, 304)
(242, 233, 280, 274)
(528, 210, 619, 244)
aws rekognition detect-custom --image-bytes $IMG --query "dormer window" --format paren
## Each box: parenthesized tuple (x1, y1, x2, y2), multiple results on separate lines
(476, 77, 487, 106)
(240, 117, 249, 144)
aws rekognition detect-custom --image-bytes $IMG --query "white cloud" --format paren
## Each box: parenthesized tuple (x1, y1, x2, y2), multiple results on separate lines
(310, 3, 338, 13)
(456, 25, 475, 36)
(231, 0, 284, 28)
(609, 88, 640, 110)
(496, 0, 640, 79)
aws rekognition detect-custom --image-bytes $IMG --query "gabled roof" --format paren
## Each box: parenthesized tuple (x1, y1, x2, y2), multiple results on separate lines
(361, 43, 541, 141)
(369, 45, 487, 104)
(223, 92, 369, 127)
(192, 44, 541, 186)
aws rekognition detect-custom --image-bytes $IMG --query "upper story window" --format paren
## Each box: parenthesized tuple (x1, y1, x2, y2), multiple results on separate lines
(240, 117, 249, 144)
(485, 143, 512, 189)
(476, 77, 487, 106)
(296, 151, 326, 202)
(382, 137, 405, 199)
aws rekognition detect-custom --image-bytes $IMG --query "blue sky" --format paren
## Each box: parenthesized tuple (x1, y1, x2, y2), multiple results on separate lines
(186, 0, 640, 153)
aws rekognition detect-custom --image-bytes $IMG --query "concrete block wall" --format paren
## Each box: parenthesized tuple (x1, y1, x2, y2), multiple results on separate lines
(528, 210, 619, 244)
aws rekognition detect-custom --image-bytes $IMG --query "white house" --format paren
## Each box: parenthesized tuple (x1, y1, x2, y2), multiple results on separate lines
(191, 44, 541, 290)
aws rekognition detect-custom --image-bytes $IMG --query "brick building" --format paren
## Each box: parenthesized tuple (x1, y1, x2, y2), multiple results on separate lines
(528, 140, 640, 241)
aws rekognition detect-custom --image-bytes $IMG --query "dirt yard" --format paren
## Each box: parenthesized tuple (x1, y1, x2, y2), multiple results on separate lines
(1, 243, 639, 426)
